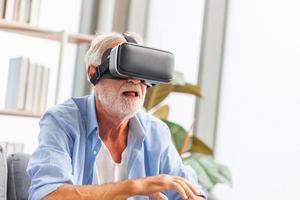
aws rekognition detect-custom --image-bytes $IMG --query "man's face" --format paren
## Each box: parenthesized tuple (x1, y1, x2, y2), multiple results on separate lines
(95, 78, 147, 119)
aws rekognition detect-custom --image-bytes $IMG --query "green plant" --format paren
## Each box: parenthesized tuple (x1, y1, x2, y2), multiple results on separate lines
(143, 72, 232, 190)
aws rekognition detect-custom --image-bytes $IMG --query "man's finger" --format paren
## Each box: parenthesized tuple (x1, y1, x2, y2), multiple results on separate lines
(149, 192, 168, 200)
(174, 176, 201, 196)
(174, 179, 196, 199)
(169, 181, 189, 200)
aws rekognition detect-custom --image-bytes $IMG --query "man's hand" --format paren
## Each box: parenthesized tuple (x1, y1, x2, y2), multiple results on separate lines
(43, 174, 205, 200)
(149, 192, 168, 200)
(149, 192, 206, 200)
(133, 174, 205, 200)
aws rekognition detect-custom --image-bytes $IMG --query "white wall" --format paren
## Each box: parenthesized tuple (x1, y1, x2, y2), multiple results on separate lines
(146, 0, 205, 130)
(215, 0, 300, 199)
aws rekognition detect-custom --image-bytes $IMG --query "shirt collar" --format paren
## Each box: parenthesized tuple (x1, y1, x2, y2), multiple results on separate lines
(86, 94, 98, 136)
(128, 114, 146, 144)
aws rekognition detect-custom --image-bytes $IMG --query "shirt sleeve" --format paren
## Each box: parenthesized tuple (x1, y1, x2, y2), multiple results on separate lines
(26, 112, 74, 200)
(159, 123, 207, 200)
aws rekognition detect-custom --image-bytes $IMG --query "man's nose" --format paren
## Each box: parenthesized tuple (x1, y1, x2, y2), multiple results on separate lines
(127, 79, 141, 84)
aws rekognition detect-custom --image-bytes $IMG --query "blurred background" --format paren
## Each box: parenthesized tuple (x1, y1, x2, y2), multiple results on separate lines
(0, 0, 299, 199)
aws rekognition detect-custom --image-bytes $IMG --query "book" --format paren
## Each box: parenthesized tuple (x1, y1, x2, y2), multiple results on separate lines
(4, 0, 38, 23)
(12, 0, 20, 21)
(24, 62, 37, 112)
(39, 66, 50, 114)
(5, 57, 29, 110)
(0, 141, 24, 156)
(18, 0, 30, 23)
(0, 0, 7, 19)
(6, 142, 14, 155)
(4, 0, 14, 21)
(0, 141, 7, 152)
(31, 64, 43, 114)
(13, 142, 24, 153)
(13, 0, 30, 23)
(28, 0, 40, 25)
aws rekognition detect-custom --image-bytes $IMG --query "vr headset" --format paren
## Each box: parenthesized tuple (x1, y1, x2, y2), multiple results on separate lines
(89, 33, 174, 86)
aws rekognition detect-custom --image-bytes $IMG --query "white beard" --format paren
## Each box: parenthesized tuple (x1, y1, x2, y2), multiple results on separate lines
(98, 83, 145, 119)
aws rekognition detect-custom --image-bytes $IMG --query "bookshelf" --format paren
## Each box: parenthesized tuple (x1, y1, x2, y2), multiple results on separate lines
(0, 20, 94, 118)
(0, 20, 94, 43)
(0, 109, 41, 118)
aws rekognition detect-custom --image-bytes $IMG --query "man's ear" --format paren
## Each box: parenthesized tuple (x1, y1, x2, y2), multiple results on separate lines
(87, 64, 96, 79)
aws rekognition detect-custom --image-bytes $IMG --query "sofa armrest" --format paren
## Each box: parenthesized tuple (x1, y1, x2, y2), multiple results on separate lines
(0, 145, 7, 200)
(7, 153, 31, 200)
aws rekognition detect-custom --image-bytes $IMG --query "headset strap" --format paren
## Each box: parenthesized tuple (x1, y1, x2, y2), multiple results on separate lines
(89, 59, 109, 85)
(90, 33, 137, 85)
(122, 33, 137, 44)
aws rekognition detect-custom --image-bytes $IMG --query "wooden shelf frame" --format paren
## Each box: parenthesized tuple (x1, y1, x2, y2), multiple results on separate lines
(0, 109, 41, 118)
(0, 20, 94, 44)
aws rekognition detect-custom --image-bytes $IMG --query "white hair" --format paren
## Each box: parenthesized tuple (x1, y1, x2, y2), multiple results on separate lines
(84, 32, 143, 69)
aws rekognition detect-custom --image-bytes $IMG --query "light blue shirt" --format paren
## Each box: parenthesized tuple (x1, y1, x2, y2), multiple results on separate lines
(27, 95, 206, 200)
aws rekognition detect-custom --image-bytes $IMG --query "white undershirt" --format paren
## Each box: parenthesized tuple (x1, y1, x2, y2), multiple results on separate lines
(93, 141, 127, 184)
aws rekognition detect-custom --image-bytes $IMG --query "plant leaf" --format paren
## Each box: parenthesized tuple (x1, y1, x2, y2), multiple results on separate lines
(190, 153, 232, 186)
(143, 82, 201, 111)
(163, 120, 192, 153)
(190, 136, 213, 155)
(152, 105, 169, 120)
(173, 83, 201, 97)
(183, 154, 214, 189)
(182, 155, 214, 189)
(144, 84, 174, 111)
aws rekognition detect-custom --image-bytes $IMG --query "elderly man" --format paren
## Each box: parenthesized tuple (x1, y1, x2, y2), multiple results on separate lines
(27, 32, 206, 200)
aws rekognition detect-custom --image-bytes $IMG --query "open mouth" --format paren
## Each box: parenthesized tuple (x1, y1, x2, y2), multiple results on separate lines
(122, 91, 139, 97)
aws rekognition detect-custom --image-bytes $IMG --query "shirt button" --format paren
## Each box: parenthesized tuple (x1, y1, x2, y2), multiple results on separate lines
(93, 150, 97, 155)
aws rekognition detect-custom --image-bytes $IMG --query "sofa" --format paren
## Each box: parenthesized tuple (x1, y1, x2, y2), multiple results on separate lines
(0, 145, 30, 200)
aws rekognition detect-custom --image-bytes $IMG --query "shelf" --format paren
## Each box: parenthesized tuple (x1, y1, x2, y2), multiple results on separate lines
(0, 109, 41, 118)
(0, 20, 94, 44)
(0, 20, 96, 113)
(69, 33, 95, 44)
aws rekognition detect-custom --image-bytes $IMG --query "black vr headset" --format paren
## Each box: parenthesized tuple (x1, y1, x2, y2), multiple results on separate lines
(89, 33, 174, 86)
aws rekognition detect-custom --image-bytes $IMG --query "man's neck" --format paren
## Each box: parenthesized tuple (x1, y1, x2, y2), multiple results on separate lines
(94, 97, 130, 163)
(99, 116, 129, 141)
